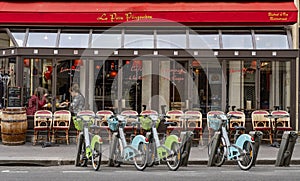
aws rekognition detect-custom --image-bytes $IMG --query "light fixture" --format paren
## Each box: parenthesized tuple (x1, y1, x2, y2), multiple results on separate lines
(44, 35, 48, 40)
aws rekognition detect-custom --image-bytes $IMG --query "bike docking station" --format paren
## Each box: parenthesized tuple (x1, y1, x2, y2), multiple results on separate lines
(180, 131, 194, 167)
(207, 131, 221, 167)
(249, 131, 263, 166)
(275, 131, 298, 167)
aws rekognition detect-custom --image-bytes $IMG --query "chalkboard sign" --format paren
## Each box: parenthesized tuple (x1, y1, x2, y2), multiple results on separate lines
(7, 87, 22, 107)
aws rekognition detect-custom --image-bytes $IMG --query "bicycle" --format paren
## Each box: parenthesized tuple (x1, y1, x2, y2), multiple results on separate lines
(74, 110, 103, 171)
(140, 112, 182, 171)
(107, 114, 148, 171)
(207, 113, 255, 170)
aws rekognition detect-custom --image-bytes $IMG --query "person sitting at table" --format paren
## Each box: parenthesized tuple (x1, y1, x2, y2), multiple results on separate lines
(60, 83, 85, 116)
(26, 87, 48, 115)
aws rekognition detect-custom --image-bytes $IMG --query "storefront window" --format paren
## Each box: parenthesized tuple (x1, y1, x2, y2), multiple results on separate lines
(10, 29, 26, 47)
(157, 30, 186, 49)
(23, 58, 52, 113)
(124, 30, 154, 48)
(26, 30, 58, 47)
(255, 34, 289, 49)
(94, 60, 118, 112)
(222, 34, 253, 49)
(260, 60, 291, 110)
(189, 33, 220, 49)
(59, 31, 89, 48)
(91, 30, 121, 48)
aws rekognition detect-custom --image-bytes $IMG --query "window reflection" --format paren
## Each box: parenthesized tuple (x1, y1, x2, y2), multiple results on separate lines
(189, 34, 219, 49)
(27, 32, 57, 47)
(59, 33, 89, 48)
(124, 34, 154, 48)
(11, 31, 26, 47)
(92, 32, 121, 48)
(222, 34, 253, 49)
(157, 30, 186, 48)
(255, 34, 289, 49)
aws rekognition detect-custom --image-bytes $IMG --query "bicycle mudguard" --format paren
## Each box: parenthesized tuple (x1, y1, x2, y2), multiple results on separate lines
(164, 135, 180, 150)
(235, 134, 253, 148)
(131, 135, 148, 150)
(91, 135, 103, 148)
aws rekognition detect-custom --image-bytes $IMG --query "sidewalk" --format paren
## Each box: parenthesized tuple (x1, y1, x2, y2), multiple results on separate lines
(0, 139, 300, 166)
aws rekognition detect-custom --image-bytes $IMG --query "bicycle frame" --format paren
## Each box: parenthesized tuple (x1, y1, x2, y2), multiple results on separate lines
(110, 115, 148, 162)
(220, 124, 253, 160)
(147, 115, 180, 160)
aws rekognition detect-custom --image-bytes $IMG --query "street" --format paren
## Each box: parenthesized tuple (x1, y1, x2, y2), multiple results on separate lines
(1, 164, 300, 181)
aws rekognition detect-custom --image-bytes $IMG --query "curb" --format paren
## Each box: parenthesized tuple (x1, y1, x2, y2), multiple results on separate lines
(1, 159, 300, 167)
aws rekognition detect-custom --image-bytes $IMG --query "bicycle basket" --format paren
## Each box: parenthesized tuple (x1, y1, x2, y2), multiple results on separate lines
(108, 117, 119, 132)
(73, 116, 94, 131)
(139, 116, 160, 131)
(208, 116, 222, 131)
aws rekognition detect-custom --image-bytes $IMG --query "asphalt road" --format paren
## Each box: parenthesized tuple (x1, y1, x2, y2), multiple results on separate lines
(1, 164, 300, 181)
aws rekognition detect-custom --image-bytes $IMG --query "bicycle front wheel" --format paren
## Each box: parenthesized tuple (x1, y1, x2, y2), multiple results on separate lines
(134, 143, 148, 171)
(166, 142, 181, 171)
(91, 142, 102, 171)
(147, 141, 156, 167)
(75, 133, 87, 167)
(213, 137, 226, 167)
(237, 141, 255, 170)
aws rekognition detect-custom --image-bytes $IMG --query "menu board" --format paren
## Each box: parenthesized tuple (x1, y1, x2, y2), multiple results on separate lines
(7, 87, 21, 107)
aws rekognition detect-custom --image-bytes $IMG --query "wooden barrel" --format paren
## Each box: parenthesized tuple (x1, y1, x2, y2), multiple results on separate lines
(1, 107, 27, 145)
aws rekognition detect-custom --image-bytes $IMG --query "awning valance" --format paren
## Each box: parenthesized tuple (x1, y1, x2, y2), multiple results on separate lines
(0, 2, 297, 26)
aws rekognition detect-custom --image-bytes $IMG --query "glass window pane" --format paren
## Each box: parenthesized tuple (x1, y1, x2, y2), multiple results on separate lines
(157, 30, 186, 49)
(92, 32, 121, 48)
(27, 32, 57, 47)
(189, 34, 219, 49)
(59, 33, 89, 48)
(11, 30, 26, 47)
(255, 34, 289, 49)
(222, 34, 253, 49)
(124, 32, 154, 48)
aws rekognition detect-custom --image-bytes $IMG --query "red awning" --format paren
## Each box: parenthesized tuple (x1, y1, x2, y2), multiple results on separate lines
(0, 2, 297, 26)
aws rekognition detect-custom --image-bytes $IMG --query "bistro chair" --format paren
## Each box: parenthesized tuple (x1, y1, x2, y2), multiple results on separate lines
(184, 110, 203, 146)
(227, 111, 246, 140)
(51, 110, 71, 144)
(95, 110, 114, 142)
(120, 110, 139, 137)
(33, 110, 53, 145)
(166, 110, 184, 136)
(206, 110, 225, 142)
(270, 110, 292, 139)
(251, 110, 273, 144)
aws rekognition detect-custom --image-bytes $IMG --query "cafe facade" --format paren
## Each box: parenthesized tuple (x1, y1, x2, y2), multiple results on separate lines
(0, 1, 299, 132)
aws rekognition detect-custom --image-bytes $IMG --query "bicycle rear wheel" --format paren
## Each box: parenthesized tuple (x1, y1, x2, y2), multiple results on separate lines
(75, 134, 88, 167)
(134, 143, 148, 171)
(166, 142, 181, 171)
(237, 141, 255, 170)
(91, 142, 102, 171)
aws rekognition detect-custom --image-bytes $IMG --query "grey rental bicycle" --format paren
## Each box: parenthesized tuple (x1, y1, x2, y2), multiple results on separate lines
(208, 113, 255, 170)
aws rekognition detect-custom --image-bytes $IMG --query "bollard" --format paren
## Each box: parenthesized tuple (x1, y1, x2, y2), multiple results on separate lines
(275, 131, 298, 167)
(180, 131, 194, 166)
(249, 131, 263, 166)
(207, 131, 221, 167)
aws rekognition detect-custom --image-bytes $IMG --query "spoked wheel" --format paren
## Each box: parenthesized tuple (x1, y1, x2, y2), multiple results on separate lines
(237, 141, 255, 170)
(212, 137, 227, 167)
(91, 142, 102, 171)
(75, 134, 88, 167)
(147, 141, 156, 167)
(108, 137, 122, 167)
(166, 142, 181, 171)
(134, 143, 148, 171)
